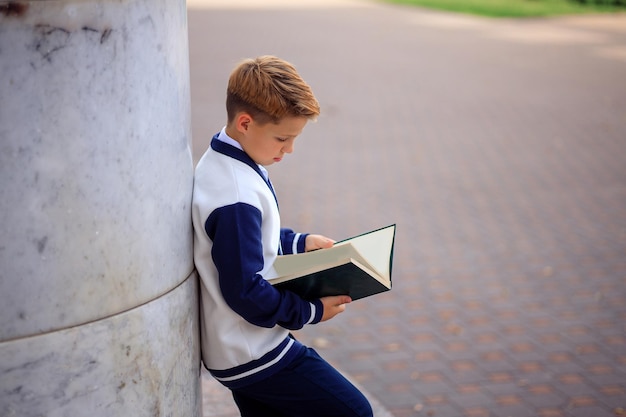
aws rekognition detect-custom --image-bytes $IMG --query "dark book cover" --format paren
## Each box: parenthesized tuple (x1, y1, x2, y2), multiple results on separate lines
(273, 261, 391, 301)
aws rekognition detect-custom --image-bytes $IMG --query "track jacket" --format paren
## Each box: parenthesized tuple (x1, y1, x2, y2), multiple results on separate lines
(192, 130, 324, 389)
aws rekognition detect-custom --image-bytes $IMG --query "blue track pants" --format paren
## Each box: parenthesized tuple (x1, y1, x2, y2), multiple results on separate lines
(230, 347, 373, 417)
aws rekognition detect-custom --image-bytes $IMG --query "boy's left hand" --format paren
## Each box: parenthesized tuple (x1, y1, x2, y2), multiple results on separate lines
(305, 234, 334, 252)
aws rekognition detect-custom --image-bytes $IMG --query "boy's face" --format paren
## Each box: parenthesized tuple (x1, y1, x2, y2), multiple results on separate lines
(238, 115, 308, 166)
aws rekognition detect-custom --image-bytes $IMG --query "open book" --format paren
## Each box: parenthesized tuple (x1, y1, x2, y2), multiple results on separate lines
(267, 224, 396, 301)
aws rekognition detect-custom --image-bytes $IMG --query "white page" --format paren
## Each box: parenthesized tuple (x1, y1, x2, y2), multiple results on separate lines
(334, 225, 395, 280)
(267, 244, 357, 282)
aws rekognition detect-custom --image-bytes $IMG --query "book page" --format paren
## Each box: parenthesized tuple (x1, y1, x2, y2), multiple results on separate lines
(267, 244, 357, 282)
(334, 225, 395, 280)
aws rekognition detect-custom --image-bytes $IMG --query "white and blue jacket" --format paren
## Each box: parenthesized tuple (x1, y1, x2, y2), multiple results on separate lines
(192, 130, 324, 389)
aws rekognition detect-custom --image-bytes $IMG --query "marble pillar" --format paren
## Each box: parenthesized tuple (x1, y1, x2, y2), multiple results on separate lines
(0, 0, 200, 415)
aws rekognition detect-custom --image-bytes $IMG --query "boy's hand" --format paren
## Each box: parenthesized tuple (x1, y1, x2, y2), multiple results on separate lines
(319, 295, 352, 322)
(305, 234, 335, 252)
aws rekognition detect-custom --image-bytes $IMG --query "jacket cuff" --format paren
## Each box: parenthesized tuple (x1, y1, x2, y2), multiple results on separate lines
(309, 299, 324, 324)
(296, 233, 309, 253)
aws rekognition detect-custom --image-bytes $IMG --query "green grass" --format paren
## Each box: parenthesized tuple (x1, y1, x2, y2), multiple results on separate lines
(383, 0, 626, 18)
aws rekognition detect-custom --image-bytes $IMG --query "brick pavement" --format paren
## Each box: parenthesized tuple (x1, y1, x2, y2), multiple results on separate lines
(188, 1, 626, 416)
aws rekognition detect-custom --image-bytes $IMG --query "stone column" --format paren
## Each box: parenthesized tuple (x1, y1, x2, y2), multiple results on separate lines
(0, 1, 200, 416)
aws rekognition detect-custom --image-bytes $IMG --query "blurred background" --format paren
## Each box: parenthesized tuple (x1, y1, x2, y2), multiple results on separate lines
(187, 1, 626, 416)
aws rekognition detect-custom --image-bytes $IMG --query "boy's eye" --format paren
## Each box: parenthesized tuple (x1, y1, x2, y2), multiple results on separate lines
(276, 137, 288, 142)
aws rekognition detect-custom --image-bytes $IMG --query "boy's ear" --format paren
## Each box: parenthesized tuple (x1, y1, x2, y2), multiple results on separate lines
(235, 113, 252, 132)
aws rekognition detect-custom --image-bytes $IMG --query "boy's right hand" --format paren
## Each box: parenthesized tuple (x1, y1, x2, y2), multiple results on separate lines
(319, 295, 352, 322)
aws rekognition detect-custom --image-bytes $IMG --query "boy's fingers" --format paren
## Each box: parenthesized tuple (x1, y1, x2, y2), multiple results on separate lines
(322, 237, 335, 248)
(336, 295, 352, 305)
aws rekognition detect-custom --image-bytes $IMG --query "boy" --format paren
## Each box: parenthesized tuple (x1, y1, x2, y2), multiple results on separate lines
(192, 56, 373, 417)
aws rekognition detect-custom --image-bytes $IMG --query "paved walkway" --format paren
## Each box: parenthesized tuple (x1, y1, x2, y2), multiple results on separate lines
(188, 2, 626, 416)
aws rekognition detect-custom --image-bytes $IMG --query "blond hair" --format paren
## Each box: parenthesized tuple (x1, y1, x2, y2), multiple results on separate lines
(226, 56, 320, 125)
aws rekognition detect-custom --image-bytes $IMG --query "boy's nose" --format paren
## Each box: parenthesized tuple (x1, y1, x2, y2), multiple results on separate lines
(283, 142, 294, 154)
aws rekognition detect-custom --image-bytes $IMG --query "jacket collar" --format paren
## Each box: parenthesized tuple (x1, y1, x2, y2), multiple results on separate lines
(210, 134, 279, 205)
